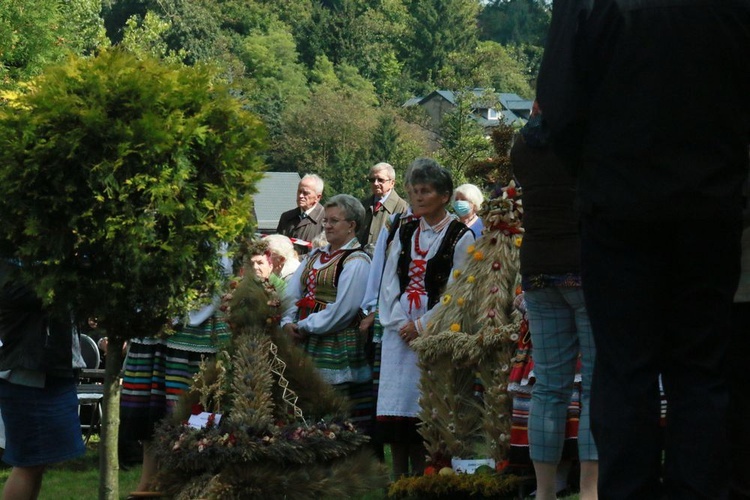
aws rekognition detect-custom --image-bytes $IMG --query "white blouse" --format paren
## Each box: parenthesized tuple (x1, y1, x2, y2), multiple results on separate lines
(378, 213, 474, 335)
(281, 238, 371, 334)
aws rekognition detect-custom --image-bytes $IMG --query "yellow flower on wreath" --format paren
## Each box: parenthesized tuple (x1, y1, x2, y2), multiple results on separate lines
(473, 250, 484, 261)
(456, 297, 465, 307)
(466, 244, 476, 254)
(450, 323, 461, 332)
(453, 269, 462, 279)
(467, 275, 476, 283)
(441, 294, 452, 305)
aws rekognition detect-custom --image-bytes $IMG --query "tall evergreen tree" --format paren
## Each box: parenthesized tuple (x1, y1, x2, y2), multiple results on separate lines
(371, 114, 401, 165)
(478, 0, 551, 46)
(404, 0, 480, 86)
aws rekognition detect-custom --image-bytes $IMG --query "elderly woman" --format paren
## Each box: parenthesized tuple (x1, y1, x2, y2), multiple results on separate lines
(281, 194, 373, 430)
(246, 238, 289, 311)
(377, 159, 475, 477)
(452, 183, 485, 238)
(262, 234, 300, 284)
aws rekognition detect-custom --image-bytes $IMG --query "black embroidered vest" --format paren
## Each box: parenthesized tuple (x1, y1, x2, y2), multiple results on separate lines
(397, 219, 470, 310)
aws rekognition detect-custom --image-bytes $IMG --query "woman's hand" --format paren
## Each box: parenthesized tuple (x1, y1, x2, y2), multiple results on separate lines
(283, 323, 307, 344)
(398, 320, 418, 344)
(359, 312, 375, 334)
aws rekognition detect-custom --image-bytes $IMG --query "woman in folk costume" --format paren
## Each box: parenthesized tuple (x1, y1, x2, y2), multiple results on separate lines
(358, 165, 416, 462)
(281, 194, 373, 431)
(377, 158, 475, 477)
(120, 249, 233, 495)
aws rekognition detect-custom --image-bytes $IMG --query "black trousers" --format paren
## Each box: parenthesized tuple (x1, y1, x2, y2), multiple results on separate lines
(730, 302, 750, 500)
(581, 213, 741, 500)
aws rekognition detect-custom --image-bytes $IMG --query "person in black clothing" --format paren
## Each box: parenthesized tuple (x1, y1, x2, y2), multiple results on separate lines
(537, 1, 750, 498)
(0, 261, 86, 500)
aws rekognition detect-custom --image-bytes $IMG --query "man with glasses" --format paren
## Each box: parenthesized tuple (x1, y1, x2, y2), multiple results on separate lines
(357, 162, 408, 254)
(276, 174, 326, 254)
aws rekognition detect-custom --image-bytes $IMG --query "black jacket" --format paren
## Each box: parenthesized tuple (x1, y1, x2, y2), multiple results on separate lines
(513, 133, 581, 275)
(0, 262, 75, 376)
(538, 0, 750, 220)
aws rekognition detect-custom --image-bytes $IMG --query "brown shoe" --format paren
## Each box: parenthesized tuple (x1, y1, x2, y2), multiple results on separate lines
(126, 492, 164, 499)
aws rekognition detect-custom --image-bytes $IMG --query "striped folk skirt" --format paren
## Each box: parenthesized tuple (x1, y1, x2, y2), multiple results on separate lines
(120, 316, 231, 441)
(299, 313, 374, 434)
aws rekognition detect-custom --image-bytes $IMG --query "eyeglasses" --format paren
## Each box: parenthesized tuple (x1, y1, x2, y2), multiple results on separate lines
(367, 177, 393, 184)
(322, 218, 348, 226)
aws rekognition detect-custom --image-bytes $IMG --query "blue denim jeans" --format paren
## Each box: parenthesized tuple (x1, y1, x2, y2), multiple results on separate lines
(525, 286, 597, 463)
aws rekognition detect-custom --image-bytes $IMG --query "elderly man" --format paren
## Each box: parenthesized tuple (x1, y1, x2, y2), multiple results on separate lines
(276, 174, 325, 254)
(357, 162, 408, 253)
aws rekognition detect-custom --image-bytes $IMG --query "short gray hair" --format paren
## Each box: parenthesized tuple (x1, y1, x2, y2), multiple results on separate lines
(453, 183, 485, 210)
(370, 162, 396, 181)
(324, 194, 366, 232)
(300, 173, 324, 195)
(263, 234, 298, 262)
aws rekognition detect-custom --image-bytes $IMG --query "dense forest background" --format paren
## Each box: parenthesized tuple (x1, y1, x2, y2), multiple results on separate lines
(1, 0, 551, 198)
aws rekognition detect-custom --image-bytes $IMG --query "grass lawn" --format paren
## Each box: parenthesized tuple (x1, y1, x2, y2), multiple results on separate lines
(0, 439, 141, 500)
(1, 438, 579, 499)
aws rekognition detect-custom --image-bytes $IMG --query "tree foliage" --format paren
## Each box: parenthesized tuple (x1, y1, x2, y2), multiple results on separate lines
(0, 49, 266, 333)
(0, 50, 267, 499)
(434, 91, 496, 185)
(478, 0, 551, 46)
(94, 0, 549, 191)
(437, 41, 533, 98)
(278, 82, 380, 199)
(0, 0, 108, 89)
(371, 111, 431, 182)
(404, 0, 480, 87)
(120, 11, 186, 63)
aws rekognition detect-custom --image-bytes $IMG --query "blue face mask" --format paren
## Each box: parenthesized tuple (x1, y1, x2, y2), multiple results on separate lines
(452, 200, 473, 217)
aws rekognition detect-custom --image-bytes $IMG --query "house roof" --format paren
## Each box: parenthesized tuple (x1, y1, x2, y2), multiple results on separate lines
(402, 96, 423, 107)
(253, 171, 301, 232)
(404, 89, 532, 126)
(499, 95, 534, 120)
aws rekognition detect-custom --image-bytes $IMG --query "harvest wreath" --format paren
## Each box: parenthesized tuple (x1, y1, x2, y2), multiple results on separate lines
(150, 257, 387, 499)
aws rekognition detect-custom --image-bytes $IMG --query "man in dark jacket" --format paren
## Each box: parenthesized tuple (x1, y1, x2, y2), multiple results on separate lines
(276, 174, 326, 254)
(537, 1, 750, 498)
(0, 261, 85, 499)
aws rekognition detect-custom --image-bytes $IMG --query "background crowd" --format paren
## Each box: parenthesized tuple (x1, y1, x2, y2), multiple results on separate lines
(2, 2, 749, 500)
